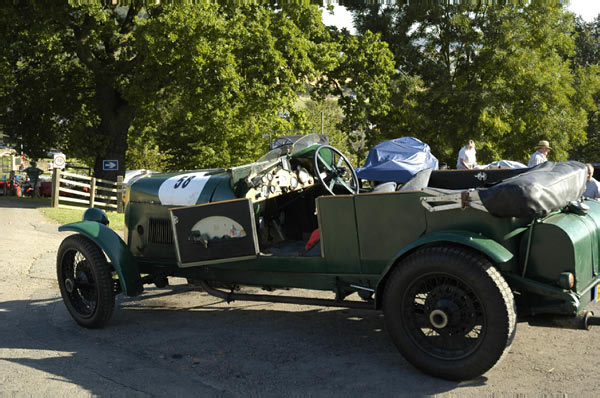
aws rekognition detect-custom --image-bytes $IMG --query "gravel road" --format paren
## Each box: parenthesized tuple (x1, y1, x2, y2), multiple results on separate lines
(1, 199, 600, 397)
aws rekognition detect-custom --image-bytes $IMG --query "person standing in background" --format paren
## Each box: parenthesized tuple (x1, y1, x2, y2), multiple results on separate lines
(456, 140, 477, 169)
(23, 161, 43, 197)
(585, 163, 600, 199)
(528, 140, 551, 167)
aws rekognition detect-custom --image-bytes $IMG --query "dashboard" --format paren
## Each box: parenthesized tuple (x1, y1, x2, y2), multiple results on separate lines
(245, 164, 314, 202)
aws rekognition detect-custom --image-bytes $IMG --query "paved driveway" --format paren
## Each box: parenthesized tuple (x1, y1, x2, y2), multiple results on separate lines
(1, 199, 600, 396)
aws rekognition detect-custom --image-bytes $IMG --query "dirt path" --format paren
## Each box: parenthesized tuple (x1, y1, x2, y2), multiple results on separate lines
(1, 199, 600, 396)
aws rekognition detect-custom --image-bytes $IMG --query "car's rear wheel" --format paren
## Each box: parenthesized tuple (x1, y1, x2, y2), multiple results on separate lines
(383, 245, 516, 380)
(57, 234, 115, 328)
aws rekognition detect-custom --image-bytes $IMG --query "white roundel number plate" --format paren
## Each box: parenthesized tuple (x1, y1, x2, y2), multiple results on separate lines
(158, 172, 210, 206)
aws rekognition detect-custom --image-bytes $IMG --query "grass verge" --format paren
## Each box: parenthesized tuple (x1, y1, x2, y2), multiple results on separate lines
(40, 207, 125, 231)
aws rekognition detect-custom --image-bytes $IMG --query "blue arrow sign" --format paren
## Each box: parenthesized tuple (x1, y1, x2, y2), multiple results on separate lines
(103, 160, 118, 171)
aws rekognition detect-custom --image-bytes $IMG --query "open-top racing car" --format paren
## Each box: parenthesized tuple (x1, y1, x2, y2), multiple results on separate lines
(56, 134, 600, 380)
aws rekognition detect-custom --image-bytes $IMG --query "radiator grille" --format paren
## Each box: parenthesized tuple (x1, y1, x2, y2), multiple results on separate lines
(148, 218, 174, 245)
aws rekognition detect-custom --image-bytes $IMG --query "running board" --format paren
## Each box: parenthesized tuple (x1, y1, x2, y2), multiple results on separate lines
(197, 280, 375, 310)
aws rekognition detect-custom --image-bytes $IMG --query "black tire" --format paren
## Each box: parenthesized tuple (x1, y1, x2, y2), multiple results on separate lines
(383, 245, 516, 381)
(57, 234, 115, 328)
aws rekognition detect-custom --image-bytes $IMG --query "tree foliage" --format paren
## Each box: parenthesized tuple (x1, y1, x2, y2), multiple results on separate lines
(296, 96, 349, 154)
(314, 28, 399, 164)
(347, 2, 598, 165)
(0, 1, 142, 179)
(2, 1, 599, 177)
(569, 16, 600, 162)
(0, 2, 342, 177)
(129, 3, 340, 170)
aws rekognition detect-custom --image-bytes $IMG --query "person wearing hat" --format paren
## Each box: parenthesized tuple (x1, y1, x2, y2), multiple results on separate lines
(528, 140, 551, 167)
(456, 139, 477, 169)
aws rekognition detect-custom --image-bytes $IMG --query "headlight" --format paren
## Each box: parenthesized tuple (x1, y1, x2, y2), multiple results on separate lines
(559, 272, 575, 289)
(82, 208, 109, 225)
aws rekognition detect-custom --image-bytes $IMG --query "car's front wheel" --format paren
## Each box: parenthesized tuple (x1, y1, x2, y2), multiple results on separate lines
(383, 245, 516, 380)
(57, 234, 115, 328)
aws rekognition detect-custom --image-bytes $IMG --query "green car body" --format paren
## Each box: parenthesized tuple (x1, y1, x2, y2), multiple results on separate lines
(61, 176, 600, 315)
(56, 135, 600, 380)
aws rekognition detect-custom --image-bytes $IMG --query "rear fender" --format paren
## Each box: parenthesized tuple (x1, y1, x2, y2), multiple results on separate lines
(375, 230, 514, 308)
(59, 221, 143, 297)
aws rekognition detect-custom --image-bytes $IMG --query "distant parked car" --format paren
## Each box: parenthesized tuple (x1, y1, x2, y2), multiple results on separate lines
(0, 177, 22, 196)
(483, 160, 527, 169)
(23, 177, 52, 198)
(46, 148, 64, 158)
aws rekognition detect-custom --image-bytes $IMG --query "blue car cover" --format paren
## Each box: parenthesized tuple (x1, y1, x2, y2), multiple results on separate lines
(356, 137, 439, 183)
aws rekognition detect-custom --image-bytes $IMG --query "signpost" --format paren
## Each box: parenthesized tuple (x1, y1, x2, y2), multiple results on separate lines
(103, 160, 118, 171)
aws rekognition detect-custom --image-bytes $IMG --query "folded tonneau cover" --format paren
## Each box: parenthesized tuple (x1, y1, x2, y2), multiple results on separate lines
(478, 161, 587, 218)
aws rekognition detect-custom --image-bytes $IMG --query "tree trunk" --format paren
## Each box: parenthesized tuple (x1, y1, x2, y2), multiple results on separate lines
(92, 80, 133, 182)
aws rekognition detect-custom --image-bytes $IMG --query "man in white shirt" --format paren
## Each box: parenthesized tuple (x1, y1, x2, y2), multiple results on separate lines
(457, 140, 477, 169)
(585, 163, 600, 199)
(528, 140, 551, 167)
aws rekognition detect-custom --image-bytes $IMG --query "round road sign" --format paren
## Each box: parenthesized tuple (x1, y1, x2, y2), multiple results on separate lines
(53, 153, 66, 169)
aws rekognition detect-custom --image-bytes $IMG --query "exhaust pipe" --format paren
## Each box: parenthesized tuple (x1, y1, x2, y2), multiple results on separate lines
(528, 310, 600, 330)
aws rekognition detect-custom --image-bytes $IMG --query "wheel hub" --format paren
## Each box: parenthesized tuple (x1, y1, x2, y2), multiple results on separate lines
(65, 278, 75, 293)
(425, 286, 474, 333)
(74, 268, 95, 301)
(429, 309, 449, 329)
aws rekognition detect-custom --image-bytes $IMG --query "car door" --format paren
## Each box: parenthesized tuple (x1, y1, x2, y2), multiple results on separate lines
(170, 198, 259, 267)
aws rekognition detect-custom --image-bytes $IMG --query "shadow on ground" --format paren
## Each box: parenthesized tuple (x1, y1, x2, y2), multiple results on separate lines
(0, 198, 51, 209)
(0, 285, 475, 396)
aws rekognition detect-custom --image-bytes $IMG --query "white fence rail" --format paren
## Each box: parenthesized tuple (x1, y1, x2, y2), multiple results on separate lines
(51, 169, 124, 213)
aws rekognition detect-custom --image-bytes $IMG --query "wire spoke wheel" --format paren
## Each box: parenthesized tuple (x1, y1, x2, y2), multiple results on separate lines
(383, 246, 516, 380)
(404, 273, 485, 360)
(57, 234, 115, 328)
(61, 250, 98, 318)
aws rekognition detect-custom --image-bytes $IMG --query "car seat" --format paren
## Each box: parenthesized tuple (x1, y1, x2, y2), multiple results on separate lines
(371, 182, 397, 192)
(396, 168, 433, 192)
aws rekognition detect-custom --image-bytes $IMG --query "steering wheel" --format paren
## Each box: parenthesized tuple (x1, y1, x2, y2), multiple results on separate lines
(313, 145, 359, 195)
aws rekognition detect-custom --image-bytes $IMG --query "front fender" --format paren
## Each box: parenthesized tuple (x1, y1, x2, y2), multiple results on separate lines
(375, 230, 514, 307)
(59, 221, 143, 297)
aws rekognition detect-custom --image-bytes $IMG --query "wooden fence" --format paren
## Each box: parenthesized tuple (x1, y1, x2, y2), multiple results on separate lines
(51, 169, 124, 213)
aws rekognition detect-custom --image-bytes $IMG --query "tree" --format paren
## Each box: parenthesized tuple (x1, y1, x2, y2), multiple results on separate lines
(569, 16, 600, 162)
(0, 1, 143, 180)
(0, 2, 341, 178)
(297, 96, 348, 150)
(314, 28, 399, 164)
(129, 3, 339, 170)
(346, 2, 595, 165)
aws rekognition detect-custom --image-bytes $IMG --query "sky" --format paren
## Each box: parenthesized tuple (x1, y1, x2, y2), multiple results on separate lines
(321, 0, 600, 33)
(568, 0, 600, 21)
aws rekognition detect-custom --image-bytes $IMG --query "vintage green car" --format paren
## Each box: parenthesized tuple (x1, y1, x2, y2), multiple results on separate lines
(56, 134, 600, 380)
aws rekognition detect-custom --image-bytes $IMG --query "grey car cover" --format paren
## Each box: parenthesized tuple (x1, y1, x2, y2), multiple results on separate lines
(478, 161, 587, 218)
